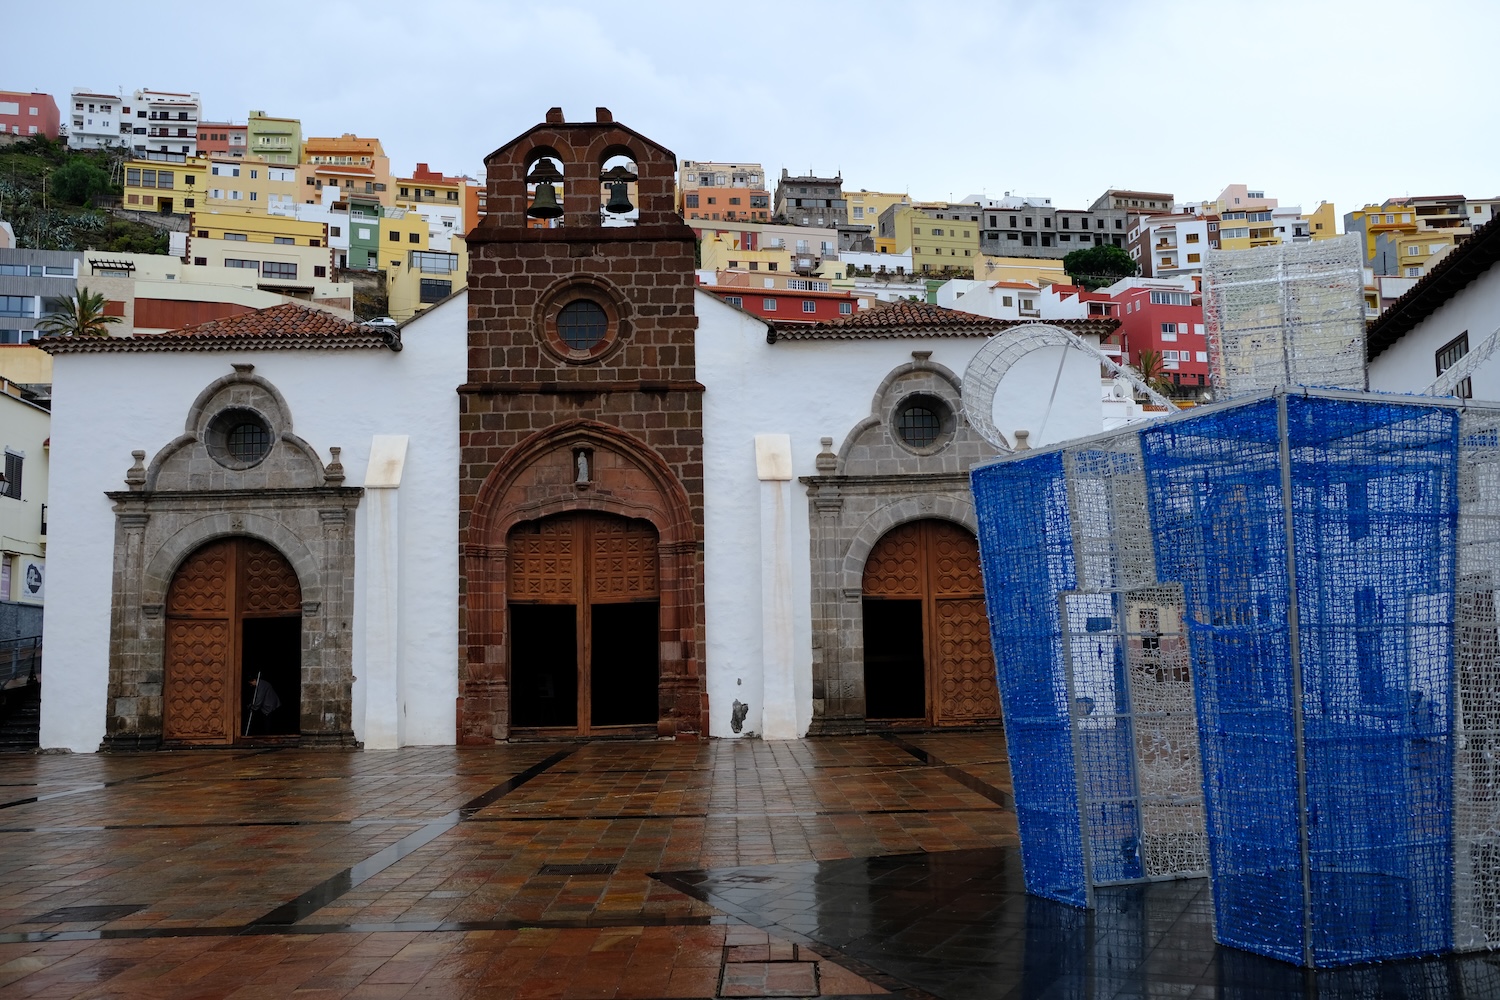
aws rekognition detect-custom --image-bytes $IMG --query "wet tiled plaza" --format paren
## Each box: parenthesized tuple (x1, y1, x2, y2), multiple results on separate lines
(0, 733, 1496, 998)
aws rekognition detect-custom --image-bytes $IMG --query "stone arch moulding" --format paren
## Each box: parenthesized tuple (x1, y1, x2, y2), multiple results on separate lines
(142, 512, 322, 610)
(840, 495, 979, 596)
(461, 418, 705, 745)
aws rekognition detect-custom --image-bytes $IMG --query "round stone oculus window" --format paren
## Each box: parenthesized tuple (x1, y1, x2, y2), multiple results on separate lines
(205, 407, 275, 470)
(893, 394, 953, 453)
(557, 300, 609, 351)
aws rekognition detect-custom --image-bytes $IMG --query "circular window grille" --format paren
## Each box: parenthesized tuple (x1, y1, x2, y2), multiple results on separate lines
(557, 300, 609, 351)
(205, 407, 275, 470)
(896, 403, 943, 448)
(226, 422, 272, 463)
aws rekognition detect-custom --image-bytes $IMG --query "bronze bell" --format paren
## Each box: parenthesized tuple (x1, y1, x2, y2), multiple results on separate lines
(601, 164, 637, 215)
(526, 158, 564, 219)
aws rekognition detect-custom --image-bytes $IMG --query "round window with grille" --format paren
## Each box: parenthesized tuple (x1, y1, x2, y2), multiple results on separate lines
(205, 407, 275, 470)
(893, 394, 952, 453)
(557, 300, 609, 351)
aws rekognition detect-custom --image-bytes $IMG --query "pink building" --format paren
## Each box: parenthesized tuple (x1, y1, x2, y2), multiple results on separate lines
(197, 122, 247, 158)
(0, 91, 60, 139)
(1110, 282, 1209, 395)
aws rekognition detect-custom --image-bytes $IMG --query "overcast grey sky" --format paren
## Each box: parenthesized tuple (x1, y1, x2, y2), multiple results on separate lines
(9, 0, 1498, 222)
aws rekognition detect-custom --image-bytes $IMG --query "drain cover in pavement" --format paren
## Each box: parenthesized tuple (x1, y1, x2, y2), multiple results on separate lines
(33, 904, 146, 922)
(538, 863, 617, 876)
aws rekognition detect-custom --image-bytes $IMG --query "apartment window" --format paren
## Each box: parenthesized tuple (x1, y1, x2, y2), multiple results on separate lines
(1097, 220, 1105, 229)
(763, 298, 777, 311)
(932, 228, 943, 236)
(914, 227, 922, 235)
(0, 296, 31, 317)
(802, 300, 817, 313)
(1009, 216, 1017, 227)
(194, 256, 207, 265)
(685, 194, 699, 208)
(388, 230, 400, 242)
(840, 302, 853, 315)
(724, 296, 742, 307)
(261, 261, 297, 280)
(1150, 292, 1192, 306)
(3, 452, 22, 500)
(411, 251, 458, 273)
(1436, 332, 1469, 376)
(1406, 245, 1422, 256)
(408, 232, 420, 244)
(1186, 233, 1200, 243)
(330, 226, 341, 237)
(224, 233, 247, 241)
(274, 236, 294, 245)
(1406, 266, 1421, 277)
(224, 258, 259, 271)
(314, 266, 326, 277)
(1187, 253, 1201, 263)
(419, 278, 452, 303)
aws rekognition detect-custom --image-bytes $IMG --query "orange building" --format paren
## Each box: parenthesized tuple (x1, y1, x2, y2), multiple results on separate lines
(299, 134, 394, 207)
(677, 160, 771, 222)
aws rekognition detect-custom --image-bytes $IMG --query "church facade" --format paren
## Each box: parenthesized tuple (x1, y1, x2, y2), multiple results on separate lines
(38, 109, 1121, 751)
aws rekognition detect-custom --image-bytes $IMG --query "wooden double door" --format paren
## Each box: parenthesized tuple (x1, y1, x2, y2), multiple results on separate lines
(163, 538, 303, 745)
(861, 519, 1001, 726)
(508, 512, 660, 736)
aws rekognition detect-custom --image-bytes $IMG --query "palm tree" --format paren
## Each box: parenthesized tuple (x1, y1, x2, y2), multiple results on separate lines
(35, 287, 122, 338)
(1134, 349, 1173, 396)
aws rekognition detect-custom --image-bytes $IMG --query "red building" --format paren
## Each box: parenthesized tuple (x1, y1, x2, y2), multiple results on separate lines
(702, 286, 859, 323)
(196, 122, 247, 158)
(0, 91, 60, 139)
(1110, 283, 1209, 394)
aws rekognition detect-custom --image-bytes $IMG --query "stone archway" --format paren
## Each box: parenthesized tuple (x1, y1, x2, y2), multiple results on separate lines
(461, 419, 704, 743)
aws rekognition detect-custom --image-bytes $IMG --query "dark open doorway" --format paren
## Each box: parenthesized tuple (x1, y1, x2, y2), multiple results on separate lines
(591, 601, 659, 727)
(511, 604, 579, 728)
(863, 598, 927, 720)
(241, 616, 301, 737)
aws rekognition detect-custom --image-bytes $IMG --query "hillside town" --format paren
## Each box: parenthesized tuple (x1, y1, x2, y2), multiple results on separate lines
(3, 62, 1500, 998)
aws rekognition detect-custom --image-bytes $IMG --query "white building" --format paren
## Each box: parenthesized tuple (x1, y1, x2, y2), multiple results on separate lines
(66, 90, 130, 151)
(130, 89, 201, 161)
(35, 110, 1154, 753)
(1128, 213, 1215, 279)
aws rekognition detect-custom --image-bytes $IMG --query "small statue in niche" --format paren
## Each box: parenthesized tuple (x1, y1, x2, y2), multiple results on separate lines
(574, 449, 591, 484)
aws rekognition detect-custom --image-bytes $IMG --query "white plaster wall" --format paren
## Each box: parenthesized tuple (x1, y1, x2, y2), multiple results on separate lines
(1367, 265, 1500, 400)
(695, 292, 1110, 737)
(40, 296, 465, 751)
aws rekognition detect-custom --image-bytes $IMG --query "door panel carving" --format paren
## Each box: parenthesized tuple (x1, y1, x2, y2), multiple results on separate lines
(862, 519, 999, 726)
(241, 540, 302, 614)
(163, 620, 233, 742)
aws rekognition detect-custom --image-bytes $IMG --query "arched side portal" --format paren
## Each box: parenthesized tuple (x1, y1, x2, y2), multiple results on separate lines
(103, 366, 362, 751)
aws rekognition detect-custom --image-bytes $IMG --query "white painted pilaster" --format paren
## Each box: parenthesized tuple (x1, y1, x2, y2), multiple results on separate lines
(361, 434, 408, 749)
(755, 434, 798, 740)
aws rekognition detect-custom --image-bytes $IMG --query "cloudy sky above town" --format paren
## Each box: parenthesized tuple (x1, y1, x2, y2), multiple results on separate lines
(10, 0, 1499, 219)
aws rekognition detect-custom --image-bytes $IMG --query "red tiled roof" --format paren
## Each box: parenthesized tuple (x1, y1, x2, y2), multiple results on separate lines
(767, 298, 1120, 342)
(39, 303, 398, 354)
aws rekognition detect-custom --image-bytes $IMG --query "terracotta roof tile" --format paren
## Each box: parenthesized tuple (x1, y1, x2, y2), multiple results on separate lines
(767, 298, 1120, 341)
(39, 303, 398, 354)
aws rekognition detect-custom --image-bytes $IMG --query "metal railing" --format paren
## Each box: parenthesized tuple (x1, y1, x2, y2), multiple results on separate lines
(0, 636, 40, 688)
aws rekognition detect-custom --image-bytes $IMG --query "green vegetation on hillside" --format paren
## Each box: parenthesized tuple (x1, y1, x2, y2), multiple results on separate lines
(0, 136, 168, 254)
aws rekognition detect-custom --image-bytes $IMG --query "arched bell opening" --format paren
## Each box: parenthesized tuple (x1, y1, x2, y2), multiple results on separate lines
(525, 150, 566, 229)
(162, 536, 303, 746)
(598, 150, 638, 228)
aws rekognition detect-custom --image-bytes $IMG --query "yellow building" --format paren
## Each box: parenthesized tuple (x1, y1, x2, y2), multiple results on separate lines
(973, 254, 1069, 286)
(386, 235, 468, 322)
(1391, 230, 1462, 280)
(1304, 201, 1338, 240)
(698, 232, 793, 275)
(887, 204, 979, 275)
(187, 212, 332, 292)
(846, 190, 910, 230)
(203, 156, 301, 214)
(123, 156, 209, 215)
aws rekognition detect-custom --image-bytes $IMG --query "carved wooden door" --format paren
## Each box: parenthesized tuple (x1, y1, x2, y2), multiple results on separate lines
(163, 538, 301, 744)
(862, 520, 1000, 726)
(509, 512, 659, 734)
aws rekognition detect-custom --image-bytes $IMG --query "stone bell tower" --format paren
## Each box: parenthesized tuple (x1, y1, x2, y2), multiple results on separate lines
(458, 107, 706, 743)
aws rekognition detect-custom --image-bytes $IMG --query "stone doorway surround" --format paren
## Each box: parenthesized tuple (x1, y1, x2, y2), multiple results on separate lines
(803, 354, 1002, 734)
(102, 367, 362, 750)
